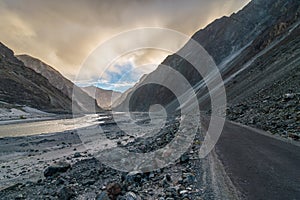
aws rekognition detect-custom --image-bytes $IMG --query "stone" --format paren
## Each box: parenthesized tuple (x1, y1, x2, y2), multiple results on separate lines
(161, 175, 172, 187)
(288, 133, 300, 140)
(182, 173, 195, 184)
(121, 192, 142, 200)
(124, 171, 143, 185)
(96, 191, 110, 200)
(166, 174, 172, 182)
(165, 187, 177, 197)
(82, 179, 95, 186)
(180, 154, 190, 163)
(106, 182, 122, 199)
(149, 173, 155, 178)
(44, 162, 71, 177)
(55, 178, 65, 185)
(179, 190, 189, 194)
(74, 152, 81, 158)
(166, 198, 175, 200)
(15, 194, 25, 200)
(284, 93, 295, 100)
(57, 186, 75, 200)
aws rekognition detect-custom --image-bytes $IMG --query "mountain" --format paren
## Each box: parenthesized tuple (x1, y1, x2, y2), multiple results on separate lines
(113, 0, 300, 137)
(224, 18, 300, 137)
(81, 86, 121, 110)
(112, 74, 147, 110)
(115, 0, 300, 111)
(17, 55, 103, 113)
(0, 42, 72, 113)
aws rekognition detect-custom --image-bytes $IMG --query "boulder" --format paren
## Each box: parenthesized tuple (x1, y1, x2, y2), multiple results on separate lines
(44, 161, 71, 177)
(107, 182, 122, 199)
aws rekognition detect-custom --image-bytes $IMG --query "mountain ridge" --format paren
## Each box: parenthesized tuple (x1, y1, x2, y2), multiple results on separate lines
(81, 86, 121, 110)
(113, 0, 300, 139)
(0, 42, 73, 113)
(17, 55, 103, 113)
(114, 0, 300, 111)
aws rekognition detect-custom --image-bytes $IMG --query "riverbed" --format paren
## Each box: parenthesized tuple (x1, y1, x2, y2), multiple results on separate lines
(0, 114, 108, 138)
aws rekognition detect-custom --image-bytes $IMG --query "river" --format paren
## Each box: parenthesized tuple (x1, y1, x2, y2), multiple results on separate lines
(0, 114, 108, 138)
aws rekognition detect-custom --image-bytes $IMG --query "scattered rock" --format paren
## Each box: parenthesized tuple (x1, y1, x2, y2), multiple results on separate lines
(227, 93, 300, 139)
(1, 114, 214, 199)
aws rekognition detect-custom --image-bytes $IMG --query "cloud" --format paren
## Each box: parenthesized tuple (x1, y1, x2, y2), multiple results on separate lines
(75, 61, 148, 92)
(0, 0, 251, 83)
(95, 62, 151, 92)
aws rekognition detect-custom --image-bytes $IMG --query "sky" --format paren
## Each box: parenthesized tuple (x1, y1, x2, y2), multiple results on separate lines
(0, 0, 250, 92)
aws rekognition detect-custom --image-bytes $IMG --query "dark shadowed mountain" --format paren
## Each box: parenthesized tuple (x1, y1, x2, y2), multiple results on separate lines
(0, 43, 73, 113)
(81, 86, 121, 110)
(17, 55, 103, 113)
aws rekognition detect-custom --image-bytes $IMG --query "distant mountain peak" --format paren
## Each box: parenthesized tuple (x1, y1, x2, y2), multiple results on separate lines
(81, 86, 121, 110)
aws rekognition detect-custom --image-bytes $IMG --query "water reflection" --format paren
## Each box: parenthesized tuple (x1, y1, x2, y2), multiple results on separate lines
(0, 115, 107, 138)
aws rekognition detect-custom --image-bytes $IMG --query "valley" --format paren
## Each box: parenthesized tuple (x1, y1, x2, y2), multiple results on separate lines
(0, 0, 299, 199)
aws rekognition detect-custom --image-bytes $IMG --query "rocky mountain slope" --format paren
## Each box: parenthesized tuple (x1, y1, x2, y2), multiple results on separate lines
(114, 0, 300, 138)
(0, 43, 73, 113)
(225, 22, 300, 139)
(81, 86, 121, 110)
(17, 55, 102, 113)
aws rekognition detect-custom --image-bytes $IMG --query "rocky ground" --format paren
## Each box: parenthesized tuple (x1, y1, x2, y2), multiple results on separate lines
(0, 113, 235, 200)
(0, 101, 56, 122)
(0, 156, 211, 200)
(227, 92, 299, 141)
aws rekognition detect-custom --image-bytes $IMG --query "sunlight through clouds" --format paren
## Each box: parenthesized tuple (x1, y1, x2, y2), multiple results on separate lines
(0, 0, 251, 90)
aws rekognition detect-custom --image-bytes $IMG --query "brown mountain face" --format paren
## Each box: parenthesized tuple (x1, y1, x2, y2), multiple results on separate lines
(0, 43, 72, 113)
(81, 86, 121, 110)
(17, 55, 103, 113)
(114, 0, 300, 113)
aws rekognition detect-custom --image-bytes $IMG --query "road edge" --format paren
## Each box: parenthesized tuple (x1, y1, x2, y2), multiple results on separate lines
(227, 120, 300, 147)
(208, 148, 243, 200)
